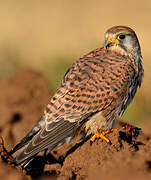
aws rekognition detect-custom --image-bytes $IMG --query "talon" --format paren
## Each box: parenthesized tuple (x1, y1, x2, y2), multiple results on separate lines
(90, 141, 93, 146)
(90, 128, 118, 144)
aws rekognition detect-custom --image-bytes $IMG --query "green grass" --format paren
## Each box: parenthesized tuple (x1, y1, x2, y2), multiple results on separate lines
(119, 96, 149, 127)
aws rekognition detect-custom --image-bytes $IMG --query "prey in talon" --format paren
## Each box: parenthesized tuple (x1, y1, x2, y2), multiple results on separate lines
(7, 26, 143, 166)
(125, 124, 142, 144)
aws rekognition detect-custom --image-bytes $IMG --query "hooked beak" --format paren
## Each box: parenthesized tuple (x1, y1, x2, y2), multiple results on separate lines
(104, 36, 116, 49)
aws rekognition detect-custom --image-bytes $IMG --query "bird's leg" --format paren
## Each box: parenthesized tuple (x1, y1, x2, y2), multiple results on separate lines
(90, 128, 118, 144)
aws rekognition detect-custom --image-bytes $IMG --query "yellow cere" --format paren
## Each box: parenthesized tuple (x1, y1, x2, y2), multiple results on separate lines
(107, 36, 116, 43)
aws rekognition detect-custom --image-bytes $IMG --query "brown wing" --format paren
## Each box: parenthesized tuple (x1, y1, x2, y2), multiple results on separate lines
(13, 48, 134, 165)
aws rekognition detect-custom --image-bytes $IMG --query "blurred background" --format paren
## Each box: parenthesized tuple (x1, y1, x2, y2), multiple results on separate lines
(0, 0, 151, 128)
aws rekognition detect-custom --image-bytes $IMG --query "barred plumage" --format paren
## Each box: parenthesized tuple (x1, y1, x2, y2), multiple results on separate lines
(9, 26, 144, 165)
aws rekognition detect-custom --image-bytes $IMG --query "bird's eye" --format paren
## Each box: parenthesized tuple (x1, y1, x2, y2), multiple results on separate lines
(117, 34, 126, 40)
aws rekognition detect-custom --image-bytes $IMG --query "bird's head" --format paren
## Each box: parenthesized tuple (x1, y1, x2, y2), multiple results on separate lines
(104, 26, 141, 60)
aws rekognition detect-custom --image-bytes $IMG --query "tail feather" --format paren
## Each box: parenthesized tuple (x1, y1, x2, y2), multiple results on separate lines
(9, 118, 45, 156)
(12, 120, 77, 165)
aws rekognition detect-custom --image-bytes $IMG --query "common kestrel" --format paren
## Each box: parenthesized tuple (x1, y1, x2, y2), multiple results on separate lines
(9, 26, 144, 165)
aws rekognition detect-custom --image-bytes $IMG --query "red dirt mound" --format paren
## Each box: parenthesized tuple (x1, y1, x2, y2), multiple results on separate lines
(0, 70, 151, 180)
(0, 69, 50, 148)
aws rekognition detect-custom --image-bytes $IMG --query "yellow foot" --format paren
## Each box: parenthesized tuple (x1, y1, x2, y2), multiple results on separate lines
(90, 128, 118, 144)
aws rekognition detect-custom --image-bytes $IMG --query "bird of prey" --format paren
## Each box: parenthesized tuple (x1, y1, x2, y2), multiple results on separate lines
(9, 26, 144, 165)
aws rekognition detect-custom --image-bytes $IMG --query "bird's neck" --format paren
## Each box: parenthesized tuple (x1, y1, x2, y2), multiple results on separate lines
(108, 45, 141, 64)
(108, 45, 128, 57)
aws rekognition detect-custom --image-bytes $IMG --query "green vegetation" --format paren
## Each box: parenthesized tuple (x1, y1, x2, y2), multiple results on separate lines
(43, 56, 73, 93)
